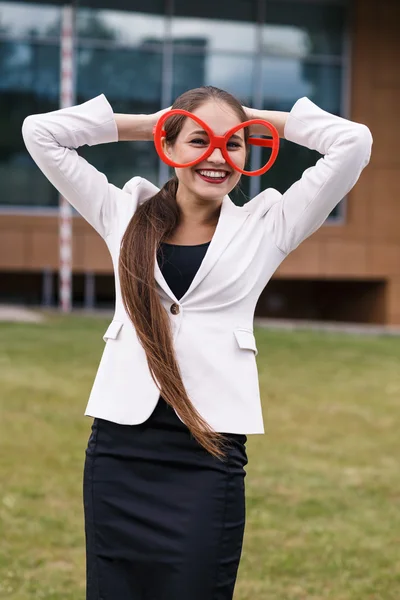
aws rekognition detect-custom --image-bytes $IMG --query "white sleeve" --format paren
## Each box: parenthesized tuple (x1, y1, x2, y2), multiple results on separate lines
(22, 94, 130, 239)
(263, 97, 373, 255)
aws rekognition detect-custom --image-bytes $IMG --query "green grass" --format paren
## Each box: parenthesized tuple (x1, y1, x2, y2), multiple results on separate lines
(1, 315, 400, 599)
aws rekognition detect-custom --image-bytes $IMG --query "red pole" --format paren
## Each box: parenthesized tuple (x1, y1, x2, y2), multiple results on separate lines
(59, 4, 76, 313)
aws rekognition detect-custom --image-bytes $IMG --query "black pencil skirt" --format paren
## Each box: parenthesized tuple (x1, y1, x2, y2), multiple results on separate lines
(82, 396, 248, 600)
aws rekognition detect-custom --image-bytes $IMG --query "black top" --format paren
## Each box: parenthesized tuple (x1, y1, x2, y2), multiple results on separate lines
(157, 241, 211, 300)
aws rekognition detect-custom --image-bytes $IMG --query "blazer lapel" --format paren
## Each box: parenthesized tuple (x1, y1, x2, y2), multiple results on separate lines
(154, 195, 250, 303)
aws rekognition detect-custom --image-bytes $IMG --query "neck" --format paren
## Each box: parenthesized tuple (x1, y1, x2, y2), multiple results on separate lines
(175, 183, 223, 226)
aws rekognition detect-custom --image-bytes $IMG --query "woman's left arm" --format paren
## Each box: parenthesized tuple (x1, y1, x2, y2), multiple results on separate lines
(245, 98, 373, 255)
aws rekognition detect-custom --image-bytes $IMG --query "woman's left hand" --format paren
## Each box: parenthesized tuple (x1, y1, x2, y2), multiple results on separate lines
(242, 105, 289, 139)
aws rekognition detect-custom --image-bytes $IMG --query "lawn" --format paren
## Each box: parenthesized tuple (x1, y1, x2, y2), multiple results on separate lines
(1, 315, 400, 599)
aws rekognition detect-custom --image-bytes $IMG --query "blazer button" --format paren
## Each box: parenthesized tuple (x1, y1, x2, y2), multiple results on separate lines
(170, 303, 180, 315)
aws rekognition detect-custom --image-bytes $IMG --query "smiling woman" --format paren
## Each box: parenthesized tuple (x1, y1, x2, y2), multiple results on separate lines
(21, 63, 371, 600)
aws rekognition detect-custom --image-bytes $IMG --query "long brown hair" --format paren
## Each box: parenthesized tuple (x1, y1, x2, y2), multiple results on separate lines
(119, 86, 249, 460)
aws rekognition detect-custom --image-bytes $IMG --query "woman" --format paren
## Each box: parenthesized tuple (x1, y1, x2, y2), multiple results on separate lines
(22, 85, 372, 599)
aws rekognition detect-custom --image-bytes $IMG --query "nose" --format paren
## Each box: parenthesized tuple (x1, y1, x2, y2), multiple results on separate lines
(207, 146, 225, 164)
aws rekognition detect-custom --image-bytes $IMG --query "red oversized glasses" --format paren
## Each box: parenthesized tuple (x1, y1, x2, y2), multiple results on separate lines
(153, 109, 280, 177)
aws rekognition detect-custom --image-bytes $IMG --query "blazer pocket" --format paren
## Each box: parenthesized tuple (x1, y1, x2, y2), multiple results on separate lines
(103, 320, 124, 341)
(234, 329, 258, 356)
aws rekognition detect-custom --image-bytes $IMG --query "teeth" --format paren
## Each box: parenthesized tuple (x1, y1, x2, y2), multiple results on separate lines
(198, 170, 228, 178)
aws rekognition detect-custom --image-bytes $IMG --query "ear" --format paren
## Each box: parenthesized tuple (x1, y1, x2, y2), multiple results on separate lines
(161, 137, 172, 157)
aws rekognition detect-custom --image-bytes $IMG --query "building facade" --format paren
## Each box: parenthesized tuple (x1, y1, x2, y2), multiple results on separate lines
(0, 0, 398, 322)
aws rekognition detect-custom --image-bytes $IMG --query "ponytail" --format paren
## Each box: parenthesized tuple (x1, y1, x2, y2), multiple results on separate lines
(119, 177, 231, 460)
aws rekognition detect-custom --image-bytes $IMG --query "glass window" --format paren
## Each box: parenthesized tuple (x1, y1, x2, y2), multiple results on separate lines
(173, 52, 254, 106)
(260, 57, 343, 219)
(0, 2, 61, 39)
(262, 1, 346, 57)
(77, 7, 165, 47)
(77, 46, 162, 188)
(260, 140, 322, 194)
(0, 40, 59, 96)
(77, 46, 162, 104)
(0, 40, 60, 207)
(259, 143, 342, 220)
(173, 0, 257, 21)
(262, 57, 342, 114)
(172, 0, 258, 53)
(171, 50, 253, 205)
(206, 55, 254, 105)
(0, 0, 348, 216)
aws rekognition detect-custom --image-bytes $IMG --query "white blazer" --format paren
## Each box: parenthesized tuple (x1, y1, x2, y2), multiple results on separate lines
(22, 95, 372, 434)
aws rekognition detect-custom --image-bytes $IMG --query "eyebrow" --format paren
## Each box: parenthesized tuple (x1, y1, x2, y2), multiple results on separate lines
(189, 129, 243, 141)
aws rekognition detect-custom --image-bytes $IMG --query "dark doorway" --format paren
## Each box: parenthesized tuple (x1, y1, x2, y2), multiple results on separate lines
(256, 279, 387, 324)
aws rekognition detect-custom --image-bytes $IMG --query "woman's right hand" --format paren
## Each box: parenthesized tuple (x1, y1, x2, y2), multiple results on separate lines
(150, 106, 172, 134)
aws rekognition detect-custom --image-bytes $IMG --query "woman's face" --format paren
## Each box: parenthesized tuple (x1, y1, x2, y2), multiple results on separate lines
(162, 100, 247, 202)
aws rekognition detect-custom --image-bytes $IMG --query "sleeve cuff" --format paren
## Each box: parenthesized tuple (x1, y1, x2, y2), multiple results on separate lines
(84, 94, 119, 146)
(283, 97, 319, 143)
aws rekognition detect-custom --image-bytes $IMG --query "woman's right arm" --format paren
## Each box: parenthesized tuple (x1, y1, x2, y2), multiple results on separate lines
(22, 94, 157, 239)
(114, 106, 171, 141)
(115, 112, 156, 141)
